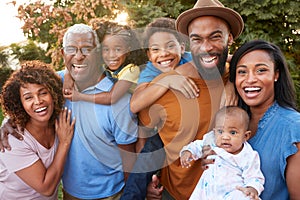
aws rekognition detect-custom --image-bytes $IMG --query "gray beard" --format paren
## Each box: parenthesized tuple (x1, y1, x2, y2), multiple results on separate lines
(192, 47, 228, 80)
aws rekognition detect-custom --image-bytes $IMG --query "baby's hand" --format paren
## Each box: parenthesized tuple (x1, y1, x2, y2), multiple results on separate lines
(180, 150, 194, 168)
(236, 186, 259, 200)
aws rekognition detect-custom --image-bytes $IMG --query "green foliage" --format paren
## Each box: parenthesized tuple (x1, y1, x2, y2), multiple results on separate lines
(0, 108, 3, 125)
(0, 47, 13, 96)
(0, 47, 10, 68)
(11, 0, 300, 106)
(123, 1, 168, 28)
(9, 41, 51, 64)
(17, 0, 114, 69)
(0, 66, 13, 93)
(119, 0, 189, 28)
(222, 0, 300, 106)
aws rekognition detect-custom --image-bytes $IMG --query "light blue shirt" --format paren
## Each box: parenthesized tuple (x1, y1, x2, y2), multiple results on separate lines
(249, 102, 300, 200)
(58, 70, 138, 199)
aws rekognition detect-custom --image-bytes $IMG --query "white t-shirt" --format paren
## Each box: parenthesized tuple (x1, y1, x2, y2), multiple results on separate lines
(0, 129, 58, 200)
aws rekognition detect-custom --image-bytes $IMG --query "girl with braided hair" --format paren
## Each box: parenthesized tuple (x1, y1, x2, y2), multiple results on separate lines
(63, 19, 147, 104)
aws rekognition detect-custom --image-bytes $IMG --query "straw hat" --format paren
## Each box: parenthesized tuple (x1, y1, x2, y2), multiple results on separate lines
(175, 0, 244, 39)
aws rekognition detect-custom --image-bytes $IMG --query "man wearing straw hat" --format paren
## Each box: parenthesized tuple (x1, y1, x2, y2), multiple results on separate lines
(142, 0, 244, 199)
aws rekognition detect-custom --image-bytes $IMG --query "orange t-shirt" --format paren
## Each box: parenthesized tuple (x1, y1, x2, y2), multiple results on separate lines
(139, 69, 228, 200)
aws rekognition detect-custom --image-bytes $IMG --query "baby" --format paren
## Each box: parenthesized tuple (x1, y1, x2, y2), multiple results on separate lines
(180, 106, 265, 200)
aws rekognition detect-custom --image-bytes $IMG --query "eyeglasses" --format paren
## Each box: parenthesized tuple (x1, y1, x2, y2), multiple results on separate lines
(63, 46, 97, 56)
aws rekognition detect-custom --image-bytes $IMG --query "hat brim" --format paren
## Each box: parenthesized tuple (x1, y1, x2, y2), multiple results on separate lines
(176, 7, 244, 40)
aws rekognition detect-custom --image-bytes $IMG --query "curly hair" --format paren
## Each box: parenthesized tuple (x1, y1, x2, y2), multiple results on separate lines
(1, 60, 64, 128)
(90, 18, 147, 66)
(143, 17, 186, 49)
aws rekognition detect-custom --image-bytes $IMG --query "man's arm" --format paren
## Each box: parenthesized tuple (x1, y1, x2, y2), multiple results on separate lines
(147, 174, 163, 200)
(118, 142, 136, 181)
(0, 118, 24, 152)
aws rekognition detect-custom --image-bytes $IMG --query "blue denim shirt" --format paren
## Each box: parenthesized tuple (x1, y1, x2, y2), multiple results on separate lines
(249, 102, 300, 200)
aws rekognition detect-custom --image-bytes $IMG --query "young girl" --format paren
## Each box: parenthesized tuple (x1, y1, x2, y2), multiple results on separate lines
(63, 19, 147, 104)
(0, 60, 75, 199)
(130, 17, 199, 114)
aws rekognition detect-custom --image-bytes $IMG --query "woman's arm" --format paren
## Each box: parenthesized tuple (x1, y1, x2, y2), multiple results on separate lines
(15, 108, 75, 196)
(285, 142, 300, 199)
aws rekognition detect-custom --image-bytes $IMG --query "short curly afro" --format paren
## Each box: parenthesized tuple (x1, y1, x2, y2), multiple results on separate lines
(1, 60, 64, 128)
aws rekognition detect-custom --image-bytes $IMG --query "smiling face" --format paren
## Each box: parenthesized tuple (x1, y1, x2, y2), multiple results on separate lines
(214, 112, 250, 154)
(62, 32, 101, 91)
(20, 83, 54, 125)
(235, 50, 279, 111)
(147, 31, 185, 73)
(188, 16, 233, 78)
(101, 34, 129, 71)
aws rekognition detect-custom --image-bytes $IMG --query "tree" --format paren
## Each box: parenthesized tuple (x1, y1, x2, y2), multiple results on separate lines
(119, 0, 190, 28)
(222, 0, 300, 105)
(12, 0, 300, 105)
(14, 0, 192, 69)
(16, 0, 116, 69)
(10, 41, 51, 64)
(0, 46, 10, 68)
(0, 47, 14, 92)
(0, 66, 13, 93)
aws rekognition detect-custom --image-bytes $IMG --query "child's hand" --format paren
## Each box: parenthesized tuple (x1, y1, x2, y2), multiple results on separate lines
(236, 186, 259, 200)
(220, 81, 238, 108)
(63, 71, 75, 95)
(180, 150, 194, 168)
(63, 89, 81, 102)
(227, 54, 233, 63)
(163, 75, 199, 99)
(63, 88, 72, 95)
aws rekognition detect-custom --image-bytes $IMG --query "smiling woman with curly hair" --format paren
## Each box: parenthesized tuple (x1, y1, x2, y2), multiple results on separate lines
(1, 60, 64, 127)
(0, 60, 75, 200)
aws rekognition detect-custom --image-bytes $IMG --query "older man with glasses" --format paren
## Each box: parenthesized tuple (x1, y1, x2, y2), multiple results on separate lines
(0, 23, 138, 200)
(58, 23, 138, 200)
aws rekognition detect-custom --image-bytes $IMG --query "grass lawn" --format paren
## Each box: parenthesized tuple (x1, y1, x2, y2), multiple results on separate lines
(58, 183, 63, 199)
